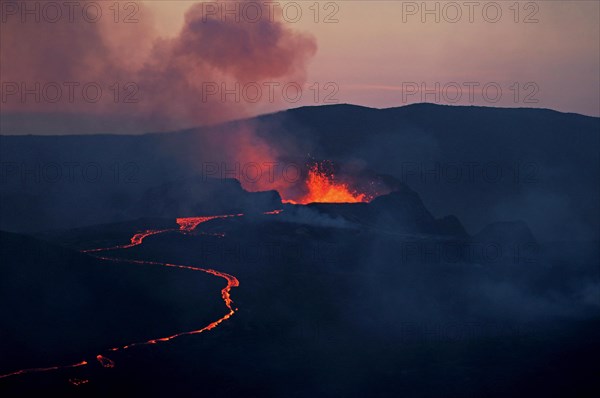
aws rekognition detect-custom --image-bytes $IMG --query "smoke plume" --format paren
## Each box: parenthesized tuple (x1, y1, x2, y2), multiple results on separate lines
(0, 1, 317, 132)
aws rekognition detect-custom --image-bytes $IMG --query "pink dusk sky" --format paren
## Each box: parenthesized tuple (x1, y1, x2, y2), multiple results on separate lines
(147, 1, 599, 116)
(1, 1, 598, 134)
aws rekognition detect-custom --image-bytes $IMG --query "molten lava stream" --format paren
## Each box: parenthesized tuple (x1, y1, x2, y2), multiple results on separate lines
(176, 214, 241, 233)
(0, 214, 243, 382)
(0, 361, 88, 381)
(83, 229, 173, 253)
(263, 209, 283, 215)
(94, 257, 240, 352)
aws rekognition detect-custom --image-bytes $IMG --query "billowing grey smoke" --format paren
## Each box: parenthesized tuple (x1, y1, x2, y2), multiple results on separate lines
(1, 1, 317, 133)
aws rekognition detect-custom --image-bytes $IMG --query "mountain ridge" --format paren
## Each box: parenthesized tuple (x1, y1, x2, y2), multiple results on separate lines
(2, 103, 597, 137)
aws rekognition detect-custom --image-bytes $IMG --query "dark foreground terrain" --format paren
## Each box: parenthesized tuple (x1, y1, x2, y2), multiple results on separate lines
(1, 193, 598, 397)
(1, 104, 598, 396)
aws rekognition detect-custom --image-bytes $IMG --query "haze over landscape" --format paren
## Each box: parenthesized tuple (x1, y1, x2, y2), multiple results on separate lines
(0, 1, 599, 396)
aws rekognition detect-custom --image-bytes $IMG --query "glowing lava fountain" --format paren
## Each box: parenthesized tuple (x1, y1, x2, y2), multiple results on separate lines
(284, 162, 373, 204)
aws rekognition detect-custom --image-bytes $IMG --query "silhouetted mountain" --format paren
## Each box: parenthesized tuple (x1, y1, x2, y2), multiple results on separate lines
(133, 177, 281, 218)
(299, 188, 469, 238)
(257, 104, 599, 241)
(1, 104, 598, 241)
(434, 215, 468, 237)
(473, 221, 537, 246)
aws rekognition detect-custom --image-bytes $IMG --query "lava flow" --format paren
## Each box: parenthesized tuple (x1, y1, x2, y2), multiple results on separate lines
(176, 214, 242, 233)
(0, 214, 243, 382)
(83, 229, 173, 253)
(96, 355, 115, 368)
(101, 260, 239, 352)
(264, 209, 283, 215)
(284, 163, 373, 204)
(0, 361, 88, 380)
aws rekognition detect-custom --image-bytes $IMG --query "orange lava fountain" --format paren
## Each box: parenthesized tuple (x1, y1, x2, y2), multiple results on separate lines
(284, 163, 372, 204)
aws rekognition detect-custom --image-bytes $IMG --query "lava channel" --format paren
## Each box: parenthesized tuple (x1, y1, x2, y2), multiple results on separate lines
(0, 214, 243, 381)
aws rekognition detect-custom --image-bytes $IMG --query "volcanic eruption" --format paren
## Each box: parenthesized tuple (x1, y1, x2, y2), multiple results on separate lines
(282, 162, 376, 204)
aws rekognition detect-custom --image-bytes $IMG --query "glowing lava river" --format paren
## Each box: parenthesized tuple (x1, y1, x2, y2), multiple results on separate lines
(0, 213, 248, 383)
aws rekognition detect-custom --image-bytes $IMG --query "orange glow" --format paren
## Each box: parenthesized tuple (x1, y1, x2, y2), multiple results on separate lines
(284, 163, 372, 204)
(99, 215, 243, 353)
(104, 259, 239, 352)
(177, 216, 218, 232)
(263, 209, 283, 215)
(96, 355, 115, 368)
(176, 214, 242, 233)
(83, 229, 172, 253)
